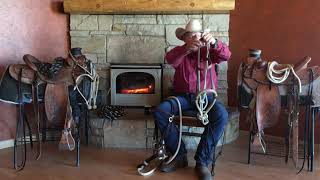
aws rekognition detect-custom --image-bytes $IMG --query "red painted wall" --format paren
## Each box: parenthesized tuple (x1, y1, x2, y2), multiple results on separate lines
(228, 0, 320, 141)
(0, 0, 69, 140)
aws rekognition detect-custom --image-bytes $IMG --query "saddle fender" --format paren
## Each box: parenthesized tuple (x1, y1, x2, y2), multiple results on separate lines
(256, 85, 281, 131)
(45, 84, 69, 126)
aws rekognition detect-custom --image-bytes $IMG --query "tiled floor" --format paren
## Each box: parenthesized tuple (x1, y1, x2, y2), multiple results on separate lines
(0, 131, 319, 180)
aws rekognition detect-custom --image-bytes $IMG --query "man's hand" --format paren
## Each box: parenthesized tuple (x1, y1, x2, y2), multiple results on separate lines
(185, 39, 203, 52)
(201, 31, 216, 46)
(183, 31, 216, 52)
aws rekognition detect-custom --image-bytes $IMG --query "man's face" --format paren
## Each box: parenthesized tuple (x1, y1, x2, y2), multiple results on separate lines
(183, 32, 202, 43)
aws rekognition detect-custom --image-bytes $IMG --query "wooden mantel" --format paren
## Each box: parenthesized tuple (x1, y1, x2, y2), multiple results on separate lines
(64, 0, 235, 14)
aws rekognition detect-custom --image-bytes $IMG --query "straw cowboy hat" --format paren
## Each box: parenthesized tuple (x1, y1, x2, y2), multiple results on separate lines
(175, 19, 203, 40)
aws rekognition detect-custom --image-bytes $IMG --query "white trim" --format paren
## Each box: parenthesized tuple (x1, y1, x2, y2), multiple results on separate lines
(0, 135, 38, 150)
(0, 98, 19, 105)
(0, 139, 14, 149)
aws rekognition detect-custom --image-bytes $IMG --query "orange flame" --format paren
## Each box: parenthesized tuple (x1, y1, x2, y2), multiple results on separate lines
(120, 85, 153, 94)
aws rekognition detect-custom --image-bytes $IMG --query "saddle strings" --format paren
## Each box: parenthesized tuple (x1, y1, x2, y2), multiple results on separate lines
(266, 61, 302, 93)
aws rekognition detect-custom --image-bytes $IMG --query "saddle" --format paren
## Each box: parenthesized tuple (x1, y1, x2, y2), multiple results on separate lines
(2, 52, 90, 159)
(8, 55, 75, 124)
(240, 56, 320, 131)
(238, 52, 320, 167)
(9, 54, 75, 86)
(0, 48, 99, 170)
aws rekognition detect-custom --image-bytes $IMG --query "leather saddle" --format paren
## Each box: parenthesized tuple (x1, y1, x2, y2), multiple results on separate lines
(239, 56, 320, 132)
(243, 56, 313, 89)
(9, 54, 75, 86)
(0, 48, 95, 169)
(6, 54, 77, 125)
(238, 49, 320, 167)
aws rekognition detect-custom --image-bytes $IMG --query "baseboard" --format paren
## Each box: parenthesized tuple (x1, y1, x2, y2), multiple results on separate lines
(0, 135, 38, 150)
(0, 139, 14, 149)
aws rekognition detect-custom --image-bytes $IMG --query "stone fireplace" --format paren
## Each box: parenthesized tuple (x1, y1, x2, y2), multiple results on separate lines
(68, 5, 238, 148)
(70, 14, 229, 105)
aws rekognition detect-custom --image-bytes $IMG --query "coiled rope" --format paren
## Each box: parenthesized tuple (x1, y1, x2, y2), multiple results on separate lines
(266, 61, 302, 93)
(195, 42, 217, 125)
(69, 52, 99, 109)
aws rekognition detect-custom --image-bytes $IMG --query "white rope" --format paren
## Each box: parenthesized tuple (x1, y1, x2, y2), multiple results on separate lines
(70, 54, 100, 110)
(90, 64, 99, 109)
(195, 43, 217, 125)
(267, 61, 302, 93)
(60, 128, 75, 151)
(258, 133, 266, 154)
(195, 89, 217, 125)
(74, 74, 92, 108)
(164, 96, 183, 165)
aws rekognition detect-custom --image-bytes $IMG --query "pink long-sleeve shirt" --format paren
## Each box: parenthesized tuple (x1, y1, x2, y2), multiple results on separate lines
(165, 40, 231, 94)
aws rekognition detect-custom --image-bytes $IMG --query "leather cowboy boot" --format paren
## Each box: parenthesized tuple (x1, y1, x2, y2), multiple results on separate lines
(195, 164, 212, 180)
(160, 155, 188, 173)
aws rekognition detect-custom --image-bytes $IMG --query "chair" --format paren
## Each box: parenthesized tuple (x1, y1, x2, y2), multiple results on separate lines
(171, 108, 230, 176)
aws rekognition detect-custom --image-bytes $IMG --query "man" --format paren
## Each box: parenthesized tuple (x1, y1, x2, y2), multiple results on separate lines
(153, 19, 231, 180)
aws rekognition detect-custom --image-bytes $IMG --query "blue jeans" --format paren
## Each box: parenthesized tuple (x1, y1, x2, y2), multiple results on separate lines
(153, 94, 228, 166)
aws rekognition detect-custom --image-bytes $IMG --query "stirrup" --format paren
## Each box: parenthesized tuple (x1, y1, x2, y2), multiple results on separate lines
(137, 154, 164, 176)
(137, 140, 168, 176)
(58, 128, 75, 151)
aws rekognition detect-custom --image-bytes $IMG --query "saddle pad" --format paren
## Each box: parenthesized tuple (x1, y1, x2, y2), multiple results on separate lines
(0, 66, 45, 104)
(256, 85, 281, 132)
(45, 84, 69, 125)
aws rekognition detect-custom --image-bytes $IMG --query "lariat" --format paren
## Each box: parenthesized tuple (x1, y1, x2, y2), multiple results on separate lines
(69, 52, 99, 110)
(266, 61, 302, 93)
(195, 43, 217, 125)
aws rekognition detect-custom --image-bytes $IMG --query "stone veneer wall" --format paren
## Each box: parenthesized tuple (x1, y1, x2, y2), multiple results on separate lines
(70, 14, 230, 105)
